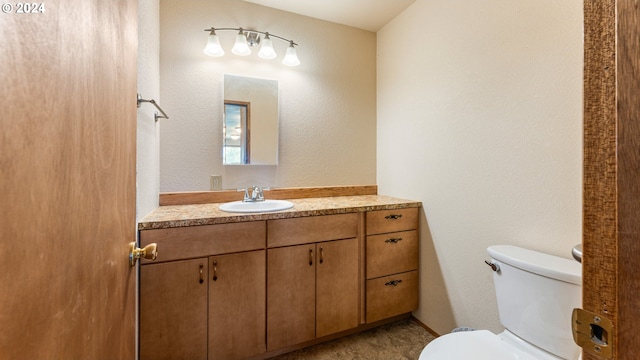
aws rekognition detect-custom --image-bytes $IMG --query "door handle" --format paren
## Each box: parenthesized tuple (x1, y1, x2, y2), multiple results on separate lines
(129, 242, 157, 266)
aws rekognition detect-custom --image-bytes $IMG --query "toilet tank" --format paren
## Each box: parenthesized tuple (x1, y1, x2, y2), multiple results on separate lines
(487, 245, 582, 360)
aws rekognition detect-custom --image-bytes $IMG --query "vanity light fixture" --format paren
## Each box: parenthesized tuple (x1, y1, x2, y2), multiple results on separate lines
(203, 27, 300, 66)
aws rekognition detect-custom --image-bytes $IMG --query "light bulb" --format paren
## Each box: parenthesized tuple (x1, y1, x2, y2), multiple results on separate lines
(231, 30, 251, 56)
(203, 30, 225, 57)
(282, 43, 300, 66)
(258, 34, 277, 59)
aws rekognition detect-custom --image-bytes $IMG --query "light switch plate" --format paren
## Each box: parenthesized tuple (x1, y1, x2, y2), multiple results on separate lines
(210, 175, 222, 191)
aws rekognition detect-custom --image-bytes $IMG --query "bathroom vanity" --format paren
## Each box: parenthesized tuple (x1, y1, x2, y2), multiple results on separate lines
(137, 190, 421, 360)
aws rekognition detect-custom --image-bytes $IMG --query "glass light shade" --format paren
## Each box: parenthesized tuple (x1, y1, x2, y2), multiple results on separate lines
(282, 45, 300, 66)
(258, 37, 277, 59)
(232, 33, 251, 56)
(203, 33, 225, 57)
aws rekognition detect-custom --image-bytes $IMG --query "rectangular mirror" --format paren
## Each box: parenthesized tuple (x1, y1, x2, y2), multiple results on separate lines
(223, 74, 279, 165)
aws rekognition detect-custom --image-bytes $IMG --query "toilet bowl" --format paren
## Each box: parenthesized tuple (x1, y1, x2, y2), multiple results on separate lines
(419, 329, 583, 360)
(420, 329, 560, 360)
(419, 245, 582, 360)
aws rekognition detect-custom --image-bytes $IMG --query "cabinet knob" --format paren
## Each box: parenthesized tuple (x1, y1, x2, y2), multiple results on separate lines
(309, 248, 314, 266)
(212, 260, 218, 281)
(385, 237, 403, 244)
(385, 214, 403, 220)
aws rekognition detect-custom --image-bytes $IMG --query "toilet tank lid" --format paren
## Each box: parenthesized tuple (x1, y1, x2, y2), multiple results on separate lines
(487, 245, 581, 285)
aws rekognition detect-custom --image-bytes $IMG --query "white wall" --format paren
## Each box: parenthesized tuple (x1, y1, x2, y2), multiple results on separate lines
(377, 0, 583, 334)
(159, 0, 377, 191)
(137, 0, 160, 219)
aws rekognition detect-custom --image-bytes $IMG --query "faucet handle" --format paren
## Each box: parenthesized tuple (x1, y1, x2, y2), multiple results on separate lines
(237, 188, 251, 202)
(259, 187, 270, 201)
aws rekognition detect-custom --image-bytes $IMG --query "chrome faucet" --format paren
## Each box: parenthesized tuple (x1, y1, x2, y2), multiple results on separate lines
(240, 186, 269, 202)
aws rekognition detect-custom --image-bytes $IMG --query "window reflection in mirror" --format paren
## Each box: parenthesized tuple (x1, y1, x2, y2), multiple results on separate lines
(224, 101, 250, 164)
(223, 74, 278, 165)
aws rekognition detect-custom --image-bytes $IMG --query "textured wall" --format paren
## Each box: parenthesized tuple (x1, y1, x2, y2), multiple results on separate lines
(159, 0, 377, 191)
(137, 0, 160, 219)
(377, 0, 583, 334)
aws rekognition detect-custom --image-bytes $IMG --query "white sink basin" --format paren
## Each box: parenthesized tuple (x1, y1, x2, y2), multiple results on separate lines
(219, 199, 294, 213)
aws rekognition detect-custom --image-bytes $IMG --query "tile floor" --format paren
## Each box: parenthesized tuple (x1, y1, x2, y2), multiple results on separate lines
(269, 319, 436, 360)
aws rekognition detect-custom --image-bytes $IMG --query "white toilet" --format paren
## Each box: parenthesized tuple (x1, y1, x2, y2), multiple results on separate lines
(419, 245, 582, 360)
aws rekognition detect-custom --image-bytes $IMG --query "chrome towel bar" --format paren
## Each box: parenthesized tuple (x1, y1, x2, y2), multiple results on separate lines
(137, 93, 169, 121)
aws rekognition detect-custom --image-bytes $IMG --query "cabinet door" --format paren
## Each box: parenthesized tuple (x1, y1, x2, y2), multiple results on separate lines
(209, 250, 266, 360)
(140, 259, 208, 360)
(316, 238, 360, 338)
(267, 244, 316, 350)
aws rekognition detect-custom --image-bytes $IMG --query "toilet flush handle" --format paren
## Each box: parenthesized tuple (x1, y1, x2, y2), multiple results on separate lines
(484, 260, 500, 272)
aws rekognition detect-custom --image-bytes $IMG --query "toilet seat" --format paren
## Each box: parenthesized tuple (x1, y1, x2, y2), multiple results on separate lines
(419, 330, 560, 360)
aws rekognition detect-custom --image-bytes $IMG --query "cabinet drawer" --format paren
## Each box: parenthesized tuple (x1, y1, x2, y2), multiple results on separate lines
(366, 271, 418, 323)
(267, 213, 358, 248)
(366, 208, 418, 235)
(140, 221, 266, 263)
(366, 230, 418, 279)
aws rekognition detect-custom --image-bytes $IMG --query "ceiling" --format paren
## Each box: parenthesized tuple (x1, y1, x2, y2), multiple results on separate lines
(242, 0, 416, 32)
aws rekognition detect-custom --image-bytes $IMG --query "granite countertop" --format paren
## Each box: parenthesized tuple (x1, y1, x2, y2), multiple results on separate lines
(138, 195, 421, 230)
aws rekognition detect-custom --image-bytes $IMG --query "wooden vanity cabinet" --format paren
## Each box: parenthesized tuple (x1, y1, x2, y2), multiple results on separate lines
(365, 208, 419, 323)
(139, 222, 267, 360)
(139, 203, 421, 358)
(266, 213, 360, 351)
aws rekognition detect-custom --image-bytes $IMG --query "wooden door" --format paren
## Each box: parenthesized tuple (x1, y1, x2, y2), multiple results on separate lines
(0, 1, 137, 359)
(267, 244, 317, 350)
(209, 250, 266, 360)
(582, 1, 640, 359)
(140, 259, 208, 360)
(316, 238, 360, 338)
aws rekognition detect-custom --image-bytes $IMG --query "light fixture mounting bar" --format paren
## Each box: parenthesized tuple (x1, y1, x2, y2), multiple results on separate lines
(203, 27, 298, 46)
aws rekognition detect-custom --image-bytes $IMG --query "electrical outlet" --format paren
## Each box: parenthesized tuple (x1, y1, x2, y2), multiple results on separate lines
(210, 175, 222, 191)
